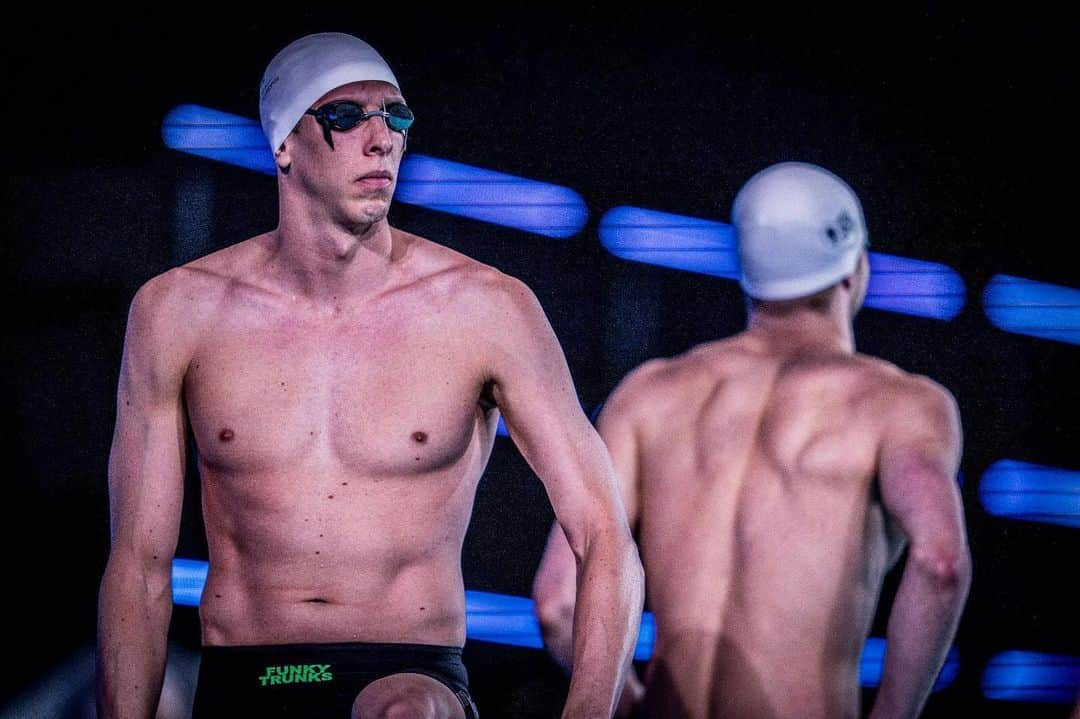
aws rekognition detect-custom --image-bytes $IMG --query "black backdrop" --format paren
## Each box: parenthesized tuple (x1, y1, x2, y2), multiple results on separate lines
(2, 8, 1077, 717)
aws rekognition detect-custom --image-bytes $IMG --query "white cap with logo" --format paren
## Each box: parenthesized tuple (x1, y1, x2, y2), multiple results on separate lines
(732, 161, 867, 301)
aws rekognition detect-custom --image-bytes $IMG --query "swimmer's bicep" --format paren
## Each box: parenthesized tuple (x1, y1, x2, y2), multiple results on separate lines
(483, 277, 582, 422)
(876, 382, 965, 543)
(107, 397, 187, 560)
(482, 276, 589, 460)
(106, 275, 190, 558)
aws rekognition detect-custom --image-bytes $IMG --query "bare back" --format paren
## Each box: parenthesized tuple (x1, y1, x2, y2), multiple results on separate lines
(163, 229, 504, 647)
(628, 334, 912, 718)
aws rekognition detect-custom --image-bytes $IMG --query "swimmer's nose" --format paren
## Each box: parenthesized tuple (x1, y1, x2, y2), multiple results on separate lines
(364, 115, 394, 156)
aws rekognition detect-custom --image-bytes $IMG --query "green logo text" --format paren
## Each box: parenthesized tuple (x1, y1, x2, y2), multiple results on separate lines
(257, 664, 333, 686)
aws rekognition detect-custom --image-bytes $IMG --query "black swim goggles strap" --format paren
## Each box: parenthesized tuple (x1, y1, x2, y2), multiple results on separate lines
(304, 99, 415, 150)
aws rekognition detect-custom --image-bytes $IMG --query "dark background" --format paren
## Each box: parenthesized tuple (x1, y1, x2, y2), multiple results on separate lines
(2, 7, 1077, 717)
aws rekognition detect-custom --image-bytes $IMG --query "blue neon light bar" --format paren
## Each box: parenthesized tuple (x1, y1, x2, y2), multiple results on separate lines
(163, 105, 588, 238)
(865, 253, 966, 320)
(979, 459, 1080, 528)
(395, 154, 588, 238)
(599, 206, 966, 320)
(599, 206, 739, 277)
(464, 589, 543, 648)
(984, 274, 1080, 345)
(634, 612, 656, 661)
(162, 104, 276, 174)
(860, 637, 959, 691)
(982, 651, 1080, 703)
(172, 557, 209, 606)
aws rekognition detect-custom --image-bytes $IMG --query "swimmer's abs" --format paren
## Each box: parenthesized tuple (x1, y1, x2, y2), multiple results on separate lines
(199, 581, 466, 647)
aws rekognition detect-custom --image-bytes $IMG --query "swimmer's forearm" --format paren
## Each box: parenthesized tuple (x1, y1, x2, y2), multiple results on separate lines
(97, 554, 173, 719)
(563, 529, 644, 719)
(870, 545, 971, 719)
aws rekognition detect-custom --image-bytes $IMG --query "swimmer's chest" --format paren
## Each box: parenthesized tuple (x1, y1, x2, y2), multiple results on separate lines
(182, 305, 487, 476)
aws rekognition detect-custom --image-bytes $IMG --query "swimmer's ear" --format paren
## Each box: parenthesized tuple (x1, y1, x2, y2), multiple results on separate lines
(840, 252, 871, 289)
(274, 140, 292, 174)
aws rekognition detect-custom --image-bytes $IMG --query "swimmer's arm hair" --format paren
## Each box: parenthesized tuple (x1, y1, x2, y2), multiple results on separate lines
(870, 378, 971, 719)
(484, 273, 644, 719)
(533, 362, 652, 714)
(98, 270, 193, 719)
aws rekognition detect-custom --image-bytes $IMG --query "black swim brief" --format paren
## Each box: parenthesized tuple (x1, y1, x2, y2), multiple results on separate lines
(192, 641, 478, 718)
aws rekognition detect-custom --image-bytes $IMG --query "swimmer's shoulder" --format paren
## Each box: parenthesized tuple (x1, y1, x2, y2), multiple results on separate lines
(601, 343, 734, 432)
(606, 357, 674, 416)
(849, 353, 960, 425)
(127, 236, 262, 343)
(166, 233, 268, 299)
(123, 270, 217, 371)
(178, 233, 269, 286)
(393, 229, 560, 329)
(390, 227, 520, 299)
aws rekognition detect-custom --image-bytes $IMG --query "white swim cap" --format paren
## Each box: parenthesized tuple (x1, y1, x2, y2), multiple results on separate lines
(258, 32, 401, 154)
(732, 162, 867, 301)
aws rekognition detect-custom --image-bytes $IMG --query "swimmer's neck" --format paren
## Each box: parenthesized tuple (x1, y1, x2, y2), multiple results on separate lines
(745, 305, 856, 354)
(262, 210, 405, 304)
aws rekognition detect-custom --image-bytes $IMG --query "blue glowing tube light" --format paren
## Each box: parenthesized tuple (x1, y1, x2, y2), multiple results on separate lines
(979, 459, 1080, 528)
(865, 253, 966, 320)
(172, 557, 209, 606)
(599, 206, 739, 277)
(395, 154, 588, 238)
(984, 274, 1080, 345)
(162, 104, 277, 175)
(982, 651, 1080, 703)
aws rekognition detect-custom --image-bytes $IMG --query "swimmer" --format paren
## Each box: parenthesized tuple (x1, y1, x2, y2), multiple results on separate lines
(97, 32, 642, 719)
(534, 162, 971, 718)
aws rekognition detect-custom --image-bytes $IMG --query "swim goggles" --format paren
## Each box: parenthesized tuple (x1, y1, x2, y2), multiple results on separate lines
(304, 99, 414, 150)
